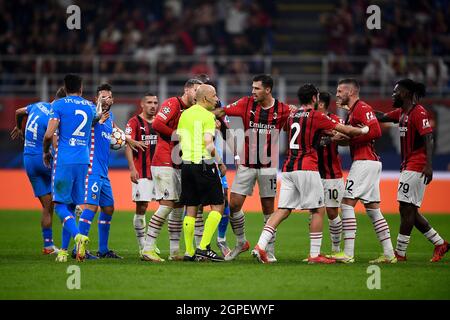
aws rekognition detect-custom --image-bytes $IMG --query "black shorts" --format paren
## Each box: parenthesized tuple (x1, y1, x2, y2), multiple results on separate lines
(180, 163, 224, 206)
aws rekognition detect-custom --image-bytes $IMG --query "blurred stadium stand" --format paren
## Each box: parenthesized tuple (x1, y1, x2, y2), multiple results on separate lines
(1, 0, 449, 170)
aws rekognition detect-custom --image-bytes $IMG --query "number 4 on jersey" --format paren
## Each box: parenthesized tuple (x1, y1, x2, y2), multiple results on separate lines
(26, 113, 40, 140)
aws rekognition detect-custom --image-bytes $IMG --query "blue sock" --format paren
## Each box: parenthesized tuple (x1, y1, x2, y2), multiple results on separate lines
(55, 203, 80, 239)
(79, 209, 96, 236)
(61, 227, 72, 250)
(42, 228, 54, 248)
(218, 204, 230, 239)
(98, 212, 112, 254)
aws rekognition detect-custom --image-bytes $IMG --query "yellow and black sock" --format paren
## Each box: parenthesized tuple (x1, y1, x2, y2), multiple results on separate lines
(183, 215, 196, 257)
(199, 211, 222, 250)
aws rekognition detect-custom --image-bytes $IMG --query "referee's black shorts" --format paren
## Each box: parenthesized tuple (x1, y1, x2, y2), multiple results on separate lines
(180, 163, 224, 206)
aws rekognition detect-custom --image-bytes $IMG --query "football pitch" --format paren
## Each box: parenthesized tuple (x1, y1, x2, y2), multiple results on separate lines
(0, 210, 449, 300)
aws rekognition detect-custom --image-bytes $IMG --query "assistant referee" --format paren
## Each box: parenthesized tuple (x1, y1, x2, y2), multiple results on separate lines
(177, 84, 226, 262)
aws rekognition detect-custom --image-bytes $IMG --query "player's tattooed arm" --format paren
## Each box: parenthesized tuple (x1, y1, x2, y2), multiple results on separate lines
(422, 133, 434, 185)
(98, 110, 110, 124)
(10, 107, 28, 140)
(375, 110, 397, 123)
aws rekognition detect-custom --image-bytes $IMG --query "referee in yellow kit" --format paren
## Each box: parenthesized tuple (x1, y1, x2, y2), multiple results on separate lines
(177, 84, 226, 262)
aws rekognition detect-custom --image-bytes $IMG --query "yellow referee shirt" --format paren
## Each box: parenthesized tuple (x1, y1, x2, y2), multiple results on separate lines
(177, 104, 216, 164)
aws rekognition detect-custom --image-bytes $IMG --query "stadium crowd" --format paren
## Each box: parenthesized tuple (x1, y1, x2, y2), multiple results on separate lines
(0, 0, 275, 79)
(321, 0, 450, 92)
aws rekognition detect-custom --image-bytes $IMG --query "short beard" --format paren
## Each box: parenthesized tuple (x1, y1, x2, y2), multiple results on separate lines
(393, 98, 403, 108)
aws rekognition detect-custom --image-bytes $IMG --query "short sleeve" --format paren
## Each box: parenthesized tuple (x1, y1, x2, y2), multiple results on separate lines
(279, 103, 291, 128)
(354, 104, 377, 126)
(125, 118, 137, 139)
(316, 112, 338, 131)
(224, 97, 248, 117)
(89, 102, 97, 118)
(413, 107, 433, 136)
(204, 113, 216, 136)
(25, 104, 33, 114)
(49, 101, 61, 121)
(156, 98, 179, 123)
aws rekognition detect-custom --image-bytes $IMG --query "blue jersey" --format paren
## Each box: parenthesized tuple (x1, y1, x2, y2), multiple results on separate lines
(215, 115, 229, 189)
(89, 113, 114, 177)
(24, 102, 52, 156)
(50, 96, 97, 165)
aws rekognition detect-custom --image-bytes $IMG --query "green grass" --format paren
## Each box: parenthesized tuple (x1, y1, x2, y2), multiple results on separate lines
(0, 210, 449, 300)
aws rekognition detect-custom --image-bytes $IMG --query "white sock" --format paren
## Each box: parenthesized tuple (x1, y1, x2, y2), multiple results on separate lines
(341, 204, 356, 257)
(423, 228, 444, 246)
(257, 225, 276, 250)
(168, 207, 183, 255)
(264, 213, 276, 254)
(395, 234, 410, 257)
(310, 232, 323, 258)
(367, 208, 394, 258)
(195, 208, 204, 248)
(133, 214, 146, 250)
(143, 205, 172, 251)
(328, 216, 342, 252)
(230, 210, 246, 243)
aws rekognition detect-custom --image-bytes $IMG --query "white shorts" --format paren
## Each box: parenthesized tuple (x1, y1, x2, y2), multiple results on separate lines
(397, 170, 427, 207)
(151, 166, 181, 201)
(132, 178, 155, 202)
(231, 166, 277, 198)
(322, 178, 345, 208)
(343, 160, 381, 204)
(278, 171, 324, 210)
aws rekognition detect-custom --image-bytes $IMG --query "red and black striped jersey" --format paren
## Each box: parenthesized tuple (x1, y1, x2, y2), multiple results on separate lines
(345, 100, 381, 161)
(224, 96, 290, 168)
(385, 104, 433, 172)
(152, 97, 187, 167)
(283, 107, 338, 172)
(317, 113, 343, 179)
(125, 115, 158, 179)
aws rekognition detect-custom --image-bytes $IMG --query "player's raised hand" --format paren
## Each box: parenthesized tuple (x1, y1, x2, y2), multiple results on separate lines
(130, 168, 139, 184)
(43, 152, 53, 169)
(126, 136, 147, 152)
(215, 119, 221, 130)
(421, 164, 433, 185)
(10, 126, 23, 141)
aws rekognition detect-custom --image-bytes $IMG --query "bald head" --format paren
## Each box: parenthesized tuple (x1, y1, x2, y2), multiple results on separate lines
(195, 84, 218, 110)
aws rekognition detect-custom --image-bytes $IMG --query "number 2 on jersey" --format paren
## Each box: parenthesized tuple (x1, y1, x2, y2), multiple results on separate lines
(72, 110, 88, 137)
(289, 122, 301, 149)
